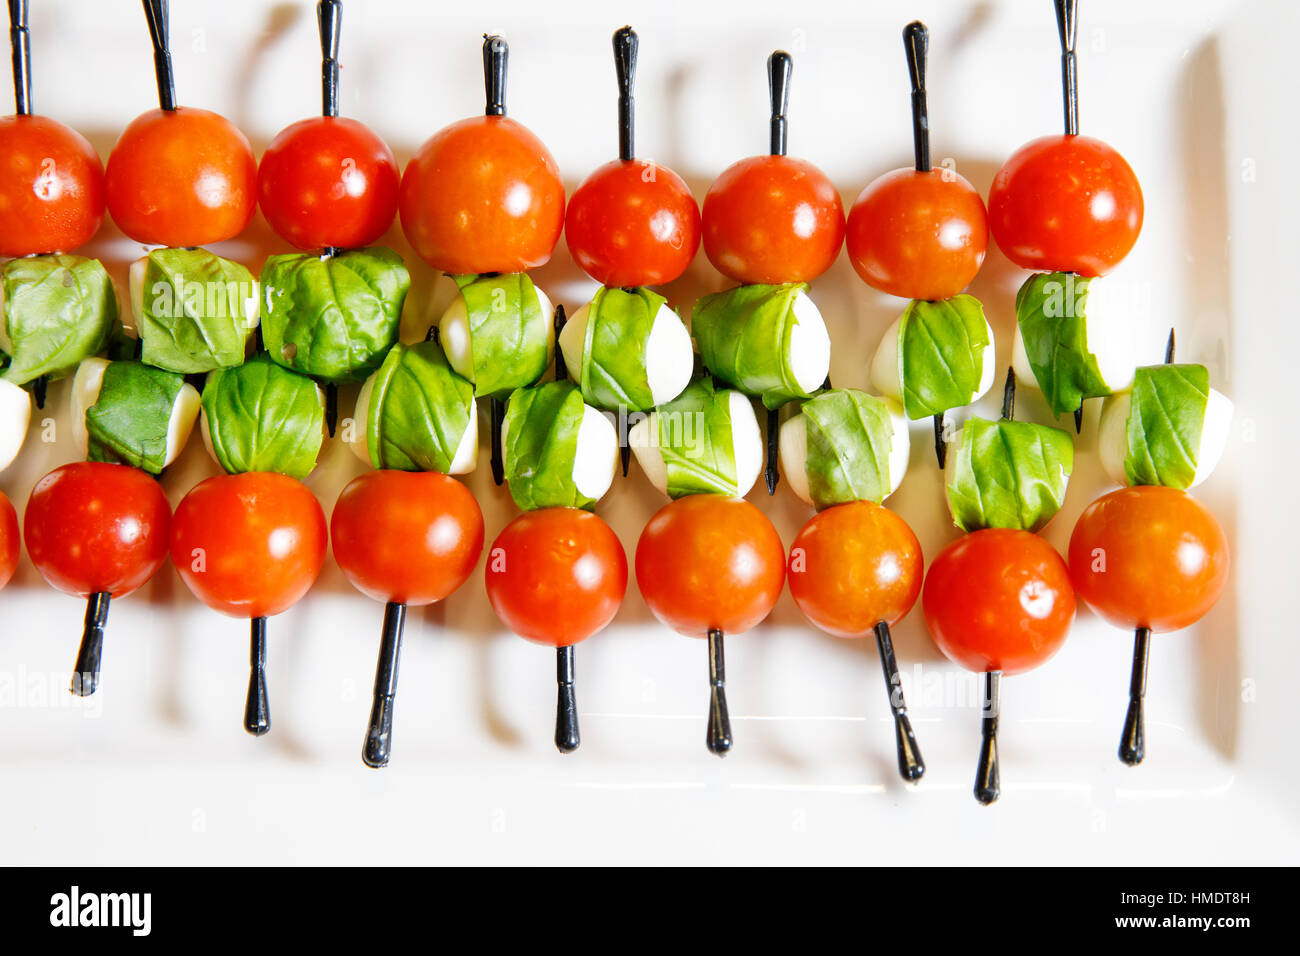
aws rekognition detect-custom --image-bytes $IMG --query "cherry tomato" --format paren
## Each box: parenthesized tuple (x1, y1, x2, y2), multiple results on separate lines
(331, 470, 483, 606)
(988, 134, 1143, 277)
(24, 462, 171, 598)
(258, 116, 399, 251)
(702, 155, 845, 285)
(171, 472, 327, 619)
(1068, 486, 1228, 633)
(635, 495, 785, 638)
(105, 107, 257, 248)
(0, 114, 105, 257)
(787, 501, 922, 638)
(399, 115, 565, 274)
(565, 159, 701, 288)
(922, 528, 1075, 675)
(486, 507, 627, 647)
(0, 490, 20, 591)
(845, 167, 988, 301)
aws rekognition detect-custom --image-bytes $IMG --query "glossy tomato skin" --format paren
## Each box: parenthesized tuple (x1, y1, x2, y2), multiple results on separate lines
(331, 470, 483, 606)
(105, 107, 257, 247)
(0, 490, 20, 590)
(485, 507, 627, 647)
(787, 501, 923, 638)
(989, 134, 1143, 277)
(846, 167, 988, 301)
(635, 495, 785, 638)
(565, 158, 701, 288)
(0, 114, 105, 257)
(258, 116, 399, 251)
(399, 115, 565, 274)
(24, 462, 171, 599)
(171, 472, 326, 619)
(702, 155, 845, 284)
(1068, 486, 1228, 633)
(922, 528, 1075, 675)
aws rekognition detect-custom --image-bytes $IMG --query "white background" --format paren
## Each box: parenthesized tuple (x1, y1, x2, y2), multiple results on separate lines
(1, 0, 1297, 864)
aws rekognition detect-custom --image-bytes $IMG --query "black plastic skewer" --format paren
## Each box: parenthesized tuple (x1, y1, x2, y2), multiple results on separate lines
(32, 374, 45, 409)
(1074, 405, 1083, 434)
(614, 26, 636, 161)
(904, 21, 930, 173)
(1001, 365, 1016, 420)
(1119, 626, 1150, 766)
(932, 414, 947, 469)
(873, 622, 924, 781)
(762, 50, 793, 496)
(318, 0, 340, 118)
(324, 383, 338, 437)
(706, 628, 732, 755)
(553, 304, 568, 382)
(244, 616, 270, 735)
(362, 601, 405, 768)
(489, 397, 505, 486)
(70, 591, 110, 696)
(1055, 0, 1079, 136)
(142, 0, 175, 112)
(974, 669, 1001, 804)
(1164, 327, 1176, 364)
(555, 644, 580, 753)
(483, 33, 507, 117)
(8, 0, 30, 115)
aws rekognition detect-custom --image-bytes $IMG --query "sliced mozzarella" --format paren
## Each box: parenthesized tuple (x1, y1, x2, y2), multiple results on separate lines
(1098, 387, 1233, 489)
(0, 378, 32, 473)
(446, 396, 480, 474)
(628, 390, 761, 497)
(347, 372, 377, 465)
(439, 283, 554, 385)
(69, 357, 111, 456)
(787, 291, 832, 394)
(561, 298, 693, 407)
(870, 313, 997, 406)
(1012, 279, 1138, 395)
(779, 397, 910, 507)
(164, 382, 202, 465)
(571, 405, 618, 500)
(627, 411, 665, 493)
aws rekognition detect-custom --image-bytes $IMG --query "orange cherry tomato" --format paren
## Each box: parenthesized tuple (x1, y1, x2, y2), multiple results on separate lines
(922, 528, 1075, 675)
(105, 107, 257, 248)
(331, 470, 483, 607)
(988, 134, 1143, 277)
(787, 501, 923, 638)
(0, 490, 21, 591)
(635, 495, 785, 638)
(702, 155, 845, 285)
(485, 507, 627, 647)
(565, 158, 701, 288)
(171, 472, 327, 619)
(24, 462, 171, 598)
(258, 116, 400, 251)
(0, 114, 105, 257)
(1068, 486, 1228, 633)
(846, 167, 988, 301)
(399, 115, 565, 274)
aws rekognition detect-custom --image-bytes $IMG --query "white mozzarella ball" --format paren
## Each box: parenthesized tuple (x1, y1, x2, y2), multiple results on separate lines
(348, 369, 478, 475)
(1013, 279, 1138, 395)
(0, 379, 32, 473)
(164, 382, 202, 465)
(439, 283, 554, 385)
(126, 257, 146, 338)
(561, 299, 693, 407)
(69, 357, 111, 457)
(446, 396, 479, 475)
(779, 397, 910, 507)
(870, 313, 997, 407)
(347, 372, 377, 465)
(627, 412, 665, 493)
(1098, 387, 1233, 489)
(787, 291, 831, 395)
(571, 406, 618, 500)
(629, 390, 761, 497)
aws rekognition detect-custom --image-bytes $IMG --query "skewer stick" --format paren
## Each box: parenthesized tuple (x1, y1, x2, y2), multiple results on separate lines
(1164, 327, 1176, 364)
(555, 644, 580, 753)
(1074, 405, 1083, 434)
(553, 304, 568, 382)
(932, 414, 946, 469)
(8, 0, 30, 115)
(142, 0, 175, 112)
(244, 616, 270, 735)
(614, 26, 636, 161)
(1055, 0, 1079, 135)
(762, 51, 793, 496)
(706, 628, 732, 755)
(324, 384, 338, 437)
(70, 591, 109, 696)
(1001, 365, 1016, 420)
(489, 397, 505, 486)
(318, 0, 340, 118)
(904, 21, 930, 173)
(1119, 626, 1150, 766)
(476, 35, 510, 486)
(974, 670, 1001, 804)
(362, 601, 405, 768)
(873, 622, 924, 781)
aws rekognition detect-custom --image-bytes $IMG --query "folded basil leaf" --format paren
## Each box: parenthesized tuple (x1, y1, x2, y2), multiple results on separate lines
(657, 377, 738, 498)
(578, 286, 662, 411)
(260, 247, 408, 385)
(450, 272, 548, 398)
(366, 340, 474, 472)
(86, 361, 185, 474)
(946, 417, 1074, 532)
(898, 295, 991, 419)
(139, 248, 257, 374)
(1122, 363, 1208, 489)
(1, 254, 117, 385)
(1015, 272, 1111, 416)
(692, 283, 815, 409)
(802, 388, 894, 509)
(503, 381, 595, 511)
(202, 356, 324, 479)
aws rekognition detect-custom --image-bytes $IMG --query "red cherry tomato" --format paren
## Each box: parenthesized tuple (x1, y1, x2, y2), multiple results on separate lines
(0, 114, 105, 257)
(399, 115, 565, 274)
(635, 495, 785, 638)
(171, 472, 327, 619)
(565, 158, 701, 288)
(331, 470, 483, 606)
(1068, 486, 1228, 633)
(485, 507, 627, 647)
(846, 167, 988, 301)
(105, 107, 257, 248)
(24, 462, 171, 598)
(0, 490, 20, 591)
(787, 501, 923, 638)
(702, 155, 845, 285)
(922, 528, 1075, 675)
(988, 134, 1143, 277)
(258, 116, 399, 251)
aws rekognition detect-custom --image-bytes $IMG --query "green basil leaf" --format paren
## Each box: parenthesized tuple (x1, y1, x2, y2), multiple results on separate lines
(802, 388, 894, 509)
(260, 247, 409, 384)
(656, 377, 738, 498)
(1015, 272, 1112, 416)
(139, 248, 257, 374)
(1122, 363, 1209, 489)
(201, 355, 324, 479)
(366, 339, 474, 472)
(946, 417, 1074, 532)
(578, 286, 662, 411)
(691, 282, 814, 409)
(85, 361, 185, 473)
(898, 295, 991, 419)
(1, 255, 117, 385)
(450, 272, 548, 398)
(503, 381, 595, 511)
